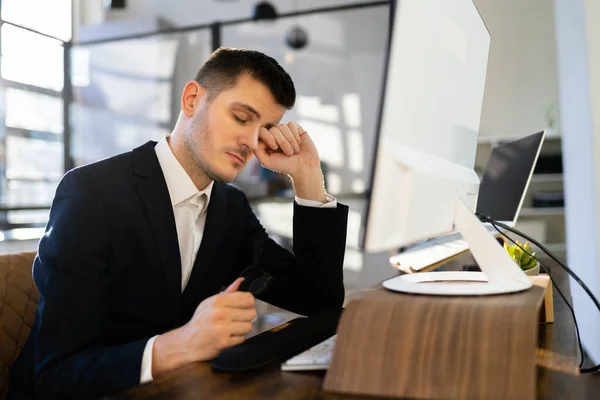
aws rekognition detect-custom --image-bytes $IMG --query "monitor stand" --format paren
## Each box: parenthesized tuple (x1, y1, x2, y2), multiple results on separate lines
(382, 198, 533, 296)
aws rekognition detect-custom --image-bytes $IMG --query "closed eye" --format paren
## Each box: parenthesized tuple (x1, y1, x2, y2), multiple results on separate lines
(233, 114, 248, 125)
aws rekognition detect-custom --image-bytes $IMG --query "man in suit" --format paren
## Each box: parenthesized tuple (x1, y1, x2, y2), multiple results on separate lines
(9, 48, 348, 399)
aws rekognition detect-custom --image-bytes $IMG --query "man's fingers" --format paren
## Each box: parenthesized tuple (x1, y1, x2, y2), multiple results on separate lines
(228, 321, 254, 336)
(258, 124, 304, 156)
(229, 335, 246, 347)
(269, 126, 294, 156)
(210, 302, 255, 324)
(278, 124, 300, 153)
(217, 291, 256, 309)
(287, 122, 302, 145)
(226, 307, 257, 322)
(259, 127, 278, 150)
(254, 142, 271, 166)
(224, 277, 244, 293)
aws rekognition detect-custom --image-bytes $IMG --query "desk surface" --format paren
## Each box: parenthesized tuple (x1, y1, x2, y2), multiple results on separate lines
(112, 286, 600, 400)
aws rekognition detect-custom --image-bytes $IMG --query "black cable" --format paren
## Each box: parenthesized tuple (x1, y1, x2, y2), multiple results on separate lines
(477, 213, 600, 373)
(477, 214, 600, 312)
(487, 220, 585, 369)
(489, 219, 598, 372)
(546, 272, 587, 370)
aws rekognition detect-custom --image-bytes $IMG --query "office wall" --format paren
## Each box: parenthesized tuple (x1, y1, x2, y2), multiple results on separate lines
(70, 34, 183, 166)
(473, 0, 559, 141)
(78, 0, 563, 140)
(94, 0, 384, 27)
(555, 0, 600, 364)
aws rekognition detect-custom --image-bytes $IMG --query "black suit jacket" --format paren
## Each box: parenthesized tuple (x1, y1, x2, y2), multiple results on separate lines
(9, 141, 348, 399)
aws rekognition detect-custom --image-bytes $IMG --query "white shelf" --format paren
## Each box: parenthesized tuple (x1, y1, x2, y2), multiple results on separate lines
(529, 243, 566, 257)
(530, 173, 563, 183)
(519, 207, 564, 216)
(540, 242, 567, 253)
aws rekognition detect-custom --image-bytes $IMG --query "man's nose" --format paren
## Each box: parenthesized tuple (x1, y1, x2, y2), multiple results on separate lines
(239, 128, 259, 153)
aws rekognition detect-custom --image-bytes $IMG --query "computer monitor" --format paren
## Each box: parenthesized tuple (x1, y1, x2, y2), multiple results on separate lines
(361, 0, 532, 295)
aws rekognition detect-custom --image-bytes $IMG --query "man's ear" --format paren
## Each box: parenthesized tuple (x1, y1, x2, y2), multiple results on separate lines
(181, 81, 206, 117)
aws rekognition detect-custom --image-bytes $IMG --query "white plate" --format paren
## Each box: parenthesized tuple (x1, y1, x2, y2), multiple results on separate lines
(383, 271, 532, 296)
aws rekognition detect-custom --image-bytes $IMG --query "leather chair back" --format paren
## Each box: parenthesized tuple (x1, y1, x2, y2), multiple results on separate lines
(0, 252, 38, 399)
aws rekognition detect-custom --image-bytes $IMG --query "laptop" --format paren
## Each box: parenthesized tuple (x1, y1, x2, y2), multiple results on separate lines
(389, 131, 546, 272)
(476, 131, 546, 226)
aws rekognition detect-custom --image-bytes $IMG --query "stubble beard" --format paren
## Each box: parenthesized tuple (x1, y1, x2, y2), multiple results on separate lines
(183, 110, 231, 184)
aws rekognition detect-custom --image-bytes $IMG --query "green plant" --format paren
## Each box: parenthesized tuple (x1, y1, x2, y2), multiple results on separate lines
(504, 241, 538, 271)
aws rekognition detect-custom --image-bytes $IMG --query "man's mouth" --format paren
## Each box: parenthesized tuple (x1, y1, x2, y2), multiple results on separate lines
(227, 152, 245, 164)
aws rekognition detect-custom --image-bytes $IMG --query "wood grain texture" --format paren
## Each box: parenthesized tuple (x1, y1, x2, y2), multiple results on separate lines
(531, 274, 555, 323)
(324, 286, 544, 399)
(107, 362, 361, 400)
(109, 273, 600, 400)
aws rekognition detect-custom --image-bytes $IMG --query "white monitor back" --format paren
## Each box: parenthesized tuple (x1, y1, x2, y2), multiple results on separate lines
(363, 0, 491, 252)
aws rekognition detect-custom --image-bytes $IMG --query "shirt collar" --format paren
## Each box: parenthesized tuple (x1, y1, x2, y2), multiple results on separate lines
(154, 135, 213, 211)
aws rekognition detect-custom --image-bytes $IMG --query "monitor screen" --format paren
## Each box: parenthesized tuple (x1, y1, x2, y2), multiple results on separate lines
(476, 132, 545, 222)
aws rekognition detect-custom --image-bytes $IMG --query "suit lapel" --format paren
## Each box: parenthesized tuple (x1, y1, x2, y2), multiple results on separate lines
(133, 142, 182, 324)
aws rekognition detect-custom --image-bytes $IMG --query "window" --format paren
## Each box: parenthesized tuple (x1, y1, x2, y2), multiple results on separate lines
(5, 88, 63, 134)
(71, 33, 190, 166)
(5, 136, 63, 181)
(1, 0, 72, 41)
(0, 1, 70, 234)
(1, 24, 65, 91)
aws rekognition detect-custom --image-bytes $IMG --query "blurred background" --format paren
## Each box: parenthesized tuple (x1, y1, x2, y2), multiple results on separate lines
(0, 0, 565, 292)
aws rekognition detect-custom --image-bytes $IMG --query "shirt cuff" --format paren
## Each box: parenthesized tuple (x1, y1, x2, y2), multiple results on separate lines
(140, 335, 158, 384)
(295, 194, 337, 209)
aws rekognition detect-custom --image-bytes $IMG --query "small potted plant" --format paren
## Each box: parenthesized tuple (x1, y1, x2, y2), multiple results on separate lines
(504, 241, 540, 275)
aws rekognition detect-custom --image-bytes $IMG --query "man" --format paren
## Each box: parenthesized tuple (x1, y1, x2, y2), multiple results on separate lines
(9, 48, 348, 399)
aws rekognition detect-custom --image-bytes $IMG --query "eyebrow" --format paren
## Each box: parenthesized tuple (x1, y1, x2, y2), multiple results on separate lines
(232, 102, 277, 129)
(232, 102, 261, 119)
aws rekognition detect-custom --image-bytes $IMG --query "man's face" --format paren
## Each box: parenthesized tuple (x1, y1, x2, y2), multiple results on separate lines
(183, 74, 286, 183)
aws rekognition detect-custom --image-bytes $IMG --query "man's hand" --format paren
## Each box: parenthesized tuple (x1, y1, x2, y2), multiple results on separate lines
(151, 278, 256, 377)
(255, 122, 327, 203)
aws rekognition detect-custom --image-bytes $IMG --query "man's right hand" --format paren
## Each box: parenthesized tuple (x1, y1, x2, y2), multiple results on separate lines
(151, 277, 256, 377)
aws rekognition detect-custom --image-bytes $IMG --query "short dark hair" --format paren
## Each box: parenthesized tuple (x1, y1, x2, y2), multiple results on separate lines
(194, 47, 296, 109)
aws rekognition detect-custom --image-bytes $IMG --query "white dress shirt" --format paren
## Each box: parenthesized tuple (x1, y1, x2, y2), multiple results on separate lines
(140, 135, 336, 383)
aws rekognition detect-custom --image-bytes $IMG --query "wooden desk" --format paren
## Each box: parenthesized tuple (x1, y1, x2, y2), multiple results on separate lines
(111, 287, 600, 400)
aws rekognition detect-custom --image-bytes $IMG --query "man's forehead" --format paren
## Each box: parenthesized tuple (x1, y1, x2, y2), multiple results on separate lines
(225, 79, 285, 121)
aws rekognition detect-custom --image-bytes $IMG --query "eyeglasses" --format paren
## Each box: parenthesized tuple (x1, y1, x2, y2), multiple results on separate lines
(240, 236, 272, 296)
(238, 265, 273, 296)
(221, 236, 273, 296)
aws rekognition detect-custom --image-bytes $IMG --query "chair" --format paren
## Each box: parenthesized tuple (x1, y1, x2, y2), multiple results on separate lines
(0, 252, 38, 399)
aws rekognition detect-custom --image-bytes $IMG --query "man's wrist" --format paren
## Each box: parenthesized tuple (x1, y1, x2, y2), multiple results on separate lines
(290, 166, 327, 203)
(295, 194, 337, 208)
(152, 329, 189, 377)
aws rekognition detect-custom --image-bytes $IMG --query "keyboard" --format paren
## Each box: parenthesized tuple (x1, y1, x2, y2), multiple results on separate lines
(389, 224, 502, 272)
(390, 238, 469, 272)
(281, 335, 337, 371)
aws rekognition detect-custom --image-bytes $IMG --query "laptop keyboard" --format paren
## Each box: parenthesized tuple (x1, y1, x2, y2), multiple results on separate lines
(281, 335, 337, 371)
(389, 224, 501, 271)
